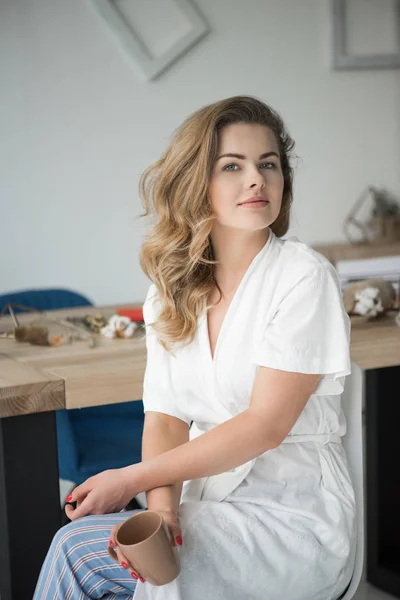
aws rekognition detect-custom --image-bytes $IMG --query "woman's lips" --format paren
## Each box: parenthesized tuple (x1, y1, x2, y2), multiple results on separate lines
(239, 200, 269, 208)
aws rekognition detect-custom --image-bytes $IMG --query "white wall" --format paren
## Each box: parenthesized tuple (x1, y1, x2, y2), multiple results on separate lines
(1, 0, 399, 305)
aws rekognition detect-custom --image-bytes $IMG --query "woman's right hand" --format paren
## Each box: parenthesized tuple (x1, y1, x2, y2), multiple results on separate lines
(109, 509, 182, 583)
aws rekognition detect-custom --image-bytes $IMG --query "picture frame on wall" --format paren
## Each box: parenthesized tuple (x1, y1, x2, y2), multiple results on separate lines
(332, 0, 400, 69)
(90, 0, 209, 81)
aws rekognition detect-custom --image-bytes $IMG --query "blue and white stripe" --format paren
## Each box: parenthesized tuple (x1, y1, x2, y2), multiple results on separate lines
(33, 511, 143, 599)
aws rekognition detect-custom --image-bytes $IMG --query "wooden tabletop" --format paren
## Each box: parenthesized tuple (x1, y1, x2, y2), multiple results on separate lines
(0, 305, 399, 419)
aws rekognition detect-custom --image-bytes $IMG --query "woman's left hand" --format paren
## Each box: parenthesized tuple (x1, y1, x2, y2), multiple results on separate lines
(65, 466, 140, 521)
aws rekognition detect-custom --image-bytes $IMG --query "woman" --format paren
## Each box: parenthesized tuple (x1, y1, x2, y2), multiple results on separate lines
(34, 96, 355, 600)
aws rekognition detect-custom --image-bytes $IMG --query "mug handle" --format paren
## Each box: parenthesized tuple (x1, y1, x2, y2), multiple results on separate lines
(108, 545, 119, 562)
(107, 543, 141, 577)
(108, 522, 121, 562)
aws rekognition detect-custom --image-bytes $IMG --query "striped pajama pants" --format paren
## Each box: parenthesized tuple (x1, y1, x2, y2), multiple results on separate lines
(33, 510, 143, 599)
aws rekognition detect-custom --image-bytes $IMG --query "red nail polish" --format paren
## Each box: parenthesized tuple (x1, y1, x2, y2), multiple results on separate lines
(176, 536, 182, 546)
(66, 494, 73, 502)
(121, 562, 128, 569)
(131, 572, 138, 580)
(140, 577, 145, 583)
(109, 540, 114, 548)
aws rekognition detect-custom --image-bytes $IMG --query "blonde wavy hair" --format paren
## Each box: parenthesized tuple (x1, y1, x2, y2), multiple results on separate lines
(139, 95, 295, 351)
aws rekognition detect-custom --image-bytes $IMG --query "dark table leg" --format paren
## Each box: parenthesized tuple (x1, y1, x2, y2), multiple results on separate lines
(366, 366, 400, 597)
(0, 411, 62, 600)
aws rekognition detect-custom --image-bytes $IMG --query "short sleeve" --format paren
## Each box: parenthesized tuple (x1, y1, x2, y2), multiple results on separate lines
(141, 284, 191, 425)
(251, 263, 351, 395)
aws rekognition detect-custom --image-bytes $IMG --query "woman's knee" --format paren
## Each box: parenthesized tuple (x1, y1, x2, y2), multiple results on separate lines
(51, 516, 102, 554)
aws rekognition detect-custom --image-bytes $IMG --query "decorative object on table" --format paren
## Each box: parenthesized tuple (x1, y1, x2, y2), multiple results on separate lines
(15, 324, 59, 346)
(343, 186, 400, 245)
(65, 314, 108, 333)
(116, 307, 144, 322)
(343, 278, 396, 319)
(0, 303, 62, 346)
(100, 314, 139, 339)
(0, 303, 96, 347)
(369, 189, 400, 243)
(90, 0, 209, 82)
(332, 0, 400, 70)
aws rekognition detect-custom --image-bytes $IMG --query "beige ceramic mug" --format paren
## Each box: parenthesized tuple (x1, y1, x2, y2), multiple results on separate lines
(108, 510, 180, 586)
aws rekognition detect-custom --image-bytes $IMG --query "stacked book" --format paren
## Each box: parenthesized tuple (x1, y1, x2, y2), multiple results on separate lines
(336, 254, 400, 287)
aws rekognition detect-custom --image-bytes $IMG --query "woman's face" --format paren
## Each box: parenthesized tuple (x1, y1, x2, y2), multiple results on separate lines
(209, 123, 284, 232)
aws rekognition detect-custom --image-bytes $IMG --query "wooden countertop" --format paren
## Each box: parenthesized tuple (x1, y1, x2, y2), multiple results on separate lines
(0, 305, 399, 418)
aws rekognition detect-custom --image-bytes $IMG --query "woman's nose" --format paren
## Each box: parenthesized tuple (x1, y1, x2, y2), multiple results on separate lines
(247, 170, 265, 190)
(249, 180, 264, 189)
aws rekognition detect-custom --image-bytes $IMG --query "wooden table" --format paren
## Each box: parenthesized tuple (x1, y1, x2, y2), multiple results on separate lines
(351, 315, 400, 599)
(0, 304, 146, 417)
(0, 305, 399, 599)
(0, 305, 146, 600)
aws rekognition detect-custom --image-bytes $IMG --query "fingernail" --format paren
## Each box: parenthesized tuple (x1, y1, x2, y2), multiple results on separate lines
(140, 577, 145, 583)
(121, 562, 128, 569)
(131, 572, 138, 580)
(66, 494, 73, 502)
(176, 536, 182, 546)
(109, 540, 114, 548)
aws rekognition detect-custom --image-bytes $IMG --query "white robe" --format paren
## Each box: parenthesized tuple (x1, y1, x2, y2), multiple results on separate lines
(134, 230, 356, 600)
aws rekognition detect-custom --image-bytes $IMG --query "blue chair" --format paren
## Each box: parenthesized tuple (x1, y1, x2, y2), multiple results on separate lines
(0, 288, 145, 488)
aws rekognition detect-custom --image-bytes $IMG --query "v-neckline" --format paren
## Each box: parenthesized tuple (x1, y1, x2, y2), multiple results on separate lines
(203, 230, 274, 363)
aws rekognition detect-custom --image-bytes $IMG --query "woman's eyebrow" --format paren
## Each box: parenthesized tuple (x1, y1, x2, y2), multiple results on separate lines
(216, 151, 279, 161)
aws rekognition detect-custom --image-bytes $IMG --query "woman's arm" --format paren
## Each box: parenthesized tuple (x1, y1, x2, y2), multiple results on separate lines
(126, 367, 320, 493)
(142, 412, 189, 513)
(65, 368, 320, 520)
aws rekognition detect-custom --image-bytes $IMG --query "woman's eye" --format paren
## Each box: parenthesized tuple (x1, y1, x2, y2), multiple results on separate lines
(222, 162, 277, 172)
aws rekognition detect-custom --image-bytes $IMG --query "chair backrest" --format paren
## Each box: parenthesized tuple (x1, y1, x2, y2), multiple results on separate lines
(0, 288, 92, 313)
(340, 363, 365, 600)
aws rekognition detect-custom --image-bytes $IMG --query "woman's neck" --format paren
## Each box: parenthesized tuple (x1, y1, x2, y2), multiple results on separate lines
(210, 227, 270, 297)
